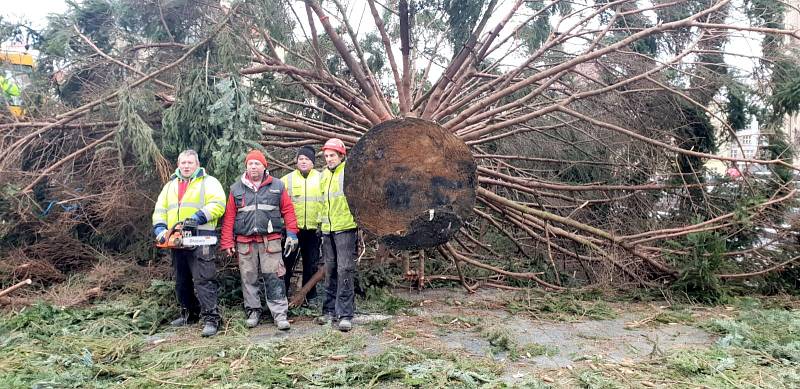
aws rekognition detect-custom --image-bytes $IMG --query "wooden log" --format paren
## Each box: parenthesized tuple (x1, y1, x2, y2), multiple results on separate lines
(0, 279, 32, 298)
(289, 268, 325, 307)
(344, 118, 477, 249)
(418, 250, 425, 289)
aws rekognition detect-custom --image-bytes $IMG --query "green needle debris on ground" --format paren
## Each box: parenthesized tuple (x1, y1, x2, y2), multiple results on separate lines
(0, 285, 797, 388)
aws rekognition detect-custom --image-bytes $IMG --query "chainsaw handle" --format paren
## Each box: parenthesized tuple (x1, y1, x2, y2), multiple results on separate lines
(155, 226, 181, 249)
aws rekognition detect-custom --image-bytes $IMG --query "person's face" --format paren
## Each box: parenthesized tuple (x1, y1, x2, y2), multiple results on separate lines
(247, 160, 266, 181)
(177, 154, 199, 178)
(297, 154, 314, 173)
(324, 150, 342, 169)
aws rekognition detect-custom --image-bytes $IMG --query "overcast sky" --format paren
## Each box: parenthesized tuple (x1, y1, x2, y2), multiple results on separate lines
(3, 0, 68, 29)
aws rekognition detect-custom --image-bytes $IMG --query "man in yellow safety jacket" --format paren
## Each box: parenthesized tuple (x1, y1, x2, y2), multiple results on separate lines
(315, 138, 358, 332)
(0, 73, 20, 99)
(152, 149, 227, 337)
(280, 146, 323, 303)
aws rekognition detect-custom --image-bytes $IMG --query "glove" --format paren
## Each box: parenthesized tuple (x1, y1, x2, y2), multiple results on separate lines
(182, 215, 200, 229)
(283, 231, 299, 257)
(155, 227, 168, 244)
(191, 211, 208, 225)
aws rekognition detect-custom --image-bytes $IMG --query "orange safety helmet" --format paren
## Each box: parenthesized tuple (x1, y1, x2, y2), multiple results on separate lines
(322, 138, 347, 155)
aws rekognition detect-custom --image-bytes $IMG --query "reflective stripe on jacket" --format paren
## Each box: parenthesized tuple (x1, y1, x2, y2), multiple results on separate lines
(219, 175, 299, 249)
(151, 168, 226, 230)
(230, 177, 285, 236)
(320, 161, 357, 233)
(280, 169, 322, 230)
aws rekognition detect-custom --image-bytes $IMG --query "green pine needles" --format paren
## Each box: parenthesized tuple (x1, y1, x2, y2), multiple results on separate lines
(162, 71, 261, 185)
(670, 231, 728, 304)
(115, 89, 167, 176)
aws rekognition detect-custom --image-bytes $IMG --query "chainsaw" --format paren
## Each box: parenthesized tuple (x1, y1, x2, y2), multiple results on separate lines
(156, 218, 217, 249)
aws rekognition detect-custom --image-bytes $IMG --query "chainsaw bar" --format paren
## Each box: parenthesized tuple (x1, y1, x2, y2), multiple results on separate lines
(180, 236, 218, 246)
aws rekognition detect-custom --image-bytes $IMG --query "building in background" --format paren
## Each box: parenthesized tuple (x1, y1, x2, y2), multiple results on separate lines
(729, 121, 765, 161)
(714, 2, 800, 173)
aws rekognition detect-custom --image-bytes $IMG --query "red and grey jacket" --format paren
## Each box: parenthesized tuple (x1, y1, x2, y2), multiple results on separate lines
(220, 175, 298, 249)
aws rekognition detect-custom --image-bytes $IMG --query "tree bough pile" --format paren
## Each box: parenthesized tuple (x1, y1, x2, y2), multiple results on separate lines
(1, 0, 799, 298)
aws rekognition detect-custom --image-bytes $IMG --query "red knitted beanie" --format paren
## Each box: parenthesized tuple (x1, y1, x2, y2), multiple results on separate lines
(245, 149, 268, 168)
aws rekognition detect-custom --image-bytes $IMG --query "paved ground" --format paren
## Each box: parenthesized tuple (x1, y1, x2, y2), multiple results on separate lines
(235, 287, 717, 385)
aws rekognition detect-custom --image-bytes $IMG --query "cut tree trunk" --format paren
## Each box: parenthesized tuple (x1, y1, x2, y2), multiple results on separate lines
(344, 118, 477, 250)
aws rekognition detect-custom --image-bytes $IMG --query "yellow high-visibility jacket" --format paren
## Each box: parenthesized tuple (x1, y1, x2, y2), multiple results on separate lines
(152, 168, 226, 231)
(319, 161, 357, 233)
(0, 75, 20, 98)
(281, 169, 322, 230)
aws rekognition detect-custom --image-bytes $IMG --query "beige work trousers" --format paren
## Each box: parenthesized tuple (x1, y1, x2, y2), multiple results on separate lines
(237, 239, 288, 321)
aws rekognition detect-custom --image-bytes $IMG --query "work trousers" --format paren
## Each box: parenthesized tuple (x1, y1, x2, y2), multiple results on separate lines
(282, 228, 321, 300)
(237, 239, 289, 321)
(321, 230, 357, 320)
(171, 244, 220, 324)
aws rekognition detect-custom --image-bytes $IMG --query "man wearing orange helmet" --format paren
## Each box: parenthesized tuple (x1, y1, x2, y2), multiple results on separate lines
(315, 138, 358, 332)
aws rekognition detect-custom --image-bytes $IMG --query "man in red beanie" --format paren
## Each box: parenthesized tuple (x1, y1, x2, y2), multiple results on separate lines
(220, 149, 299, 330)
